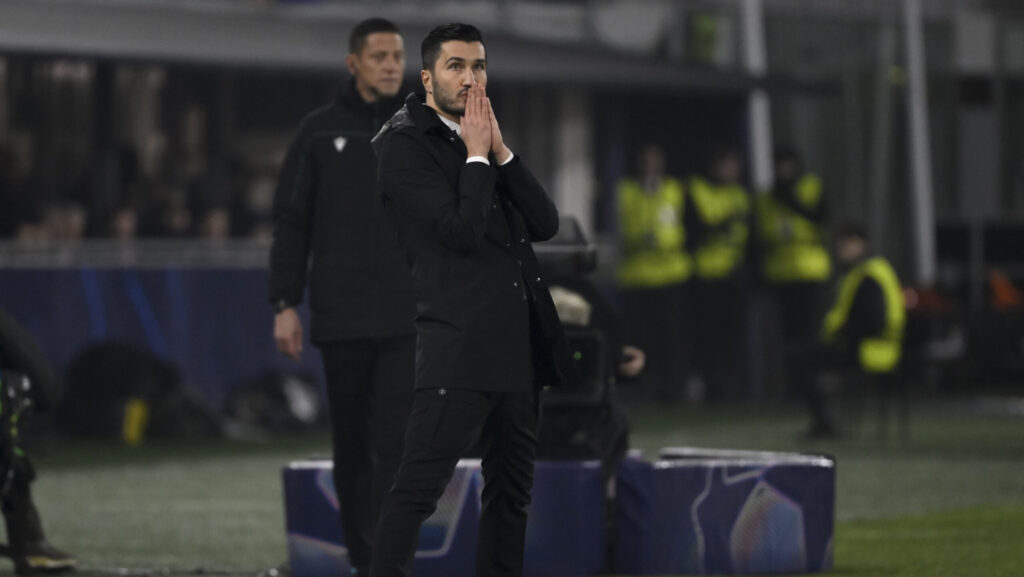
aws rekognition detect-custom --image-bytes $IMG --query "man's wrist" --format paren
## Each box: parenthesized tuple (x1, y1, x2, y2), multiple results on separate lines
(496, 147, 514, 165)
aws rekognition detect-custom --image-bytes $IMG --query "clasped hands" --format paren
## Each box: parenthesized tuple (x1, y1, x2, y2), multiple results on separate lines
(460, 84, 512, 165)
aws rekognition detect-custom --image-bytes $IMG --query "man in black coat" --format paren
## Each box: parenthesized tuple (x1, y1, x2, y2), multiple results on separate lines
(0, 308, 76, 574)
(268, 18, 416, 577)
(369, 23, 568, 577)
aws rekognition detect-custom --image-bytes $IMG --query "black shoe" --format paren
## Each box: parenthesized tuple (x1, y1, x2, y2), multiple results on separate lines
(12, 541, 76, 575)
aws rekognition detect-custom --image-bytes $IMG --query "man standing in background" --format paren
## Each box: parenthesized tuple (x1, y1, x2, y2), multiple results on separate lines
(756, 147, 831, 406)
(804, 224, 905, 438)
(269, 18, 415, 577)
(0, 308, 76, 575)
(687, 144, 751, 400)
(615, 144, 692, 401)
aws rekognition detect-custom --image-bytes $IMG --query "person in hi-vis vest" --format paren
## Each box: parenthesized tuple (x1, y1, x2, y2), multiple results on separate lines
(799, 223, 905, 438)
(616, 144, 693, 401)
(686, 143, 750, 400)
(756, 147, 831, 399)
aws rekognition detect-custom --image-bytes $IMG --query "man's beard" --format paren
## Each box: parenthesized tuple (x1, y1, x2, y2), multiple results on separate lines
(432, 78, 467, 118)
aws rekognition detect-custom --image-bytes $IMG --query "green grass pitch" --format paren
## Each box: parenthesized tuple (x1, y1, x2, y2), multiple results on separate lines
(20, 400, 1024, 577)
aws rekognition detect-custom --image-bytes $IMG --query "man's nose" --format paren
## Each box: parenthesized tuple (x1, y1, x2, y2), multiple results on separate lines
(462, 68, 477, 86)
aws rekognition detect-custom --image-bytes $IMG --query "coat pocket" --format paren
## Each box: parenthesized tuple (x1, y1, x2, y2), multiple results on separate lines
(409, 388, 487, 451)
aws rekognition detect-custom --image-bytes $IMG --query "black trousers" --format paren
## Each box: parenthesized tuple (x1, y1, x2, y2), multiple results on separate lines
(694, 278, 746, 400)
(370, 387, 539, 577)
(788, 340, 856, 431)
(619, 283, 693, 399)
(2, 453, 46, 549)
(773, 281, 828, 397)
(319, 335, 416, 577)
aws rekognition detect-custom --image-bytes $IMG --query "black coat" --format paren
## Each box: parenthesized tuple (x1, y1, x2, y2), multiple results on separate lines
(269, 81, 416, 343)
(373, 93, 569, 392)
(842, 273, 887, 343)
(0, 307, 56, 411)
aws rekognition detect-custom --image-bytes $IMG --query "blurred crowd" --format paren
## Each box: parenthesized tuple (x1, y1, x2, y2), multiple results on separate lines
(0, 143, 276, 242)
(615, 141, 836, 407)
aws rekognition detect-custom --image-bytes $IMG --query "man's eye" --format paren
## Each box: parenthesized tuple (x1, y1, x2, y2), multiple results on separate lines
(474, 64, 486, 71)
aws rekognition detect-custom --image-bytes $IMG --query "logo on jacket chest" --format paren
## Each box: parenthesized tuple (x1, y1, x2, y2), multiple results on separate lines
(333, 136, 348, 153)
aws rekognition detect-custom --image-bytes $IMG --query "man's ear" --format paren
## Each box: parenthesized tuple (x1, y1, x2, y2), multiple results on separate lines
(420, 69, 432, 95)
(346, 54, 358, 76)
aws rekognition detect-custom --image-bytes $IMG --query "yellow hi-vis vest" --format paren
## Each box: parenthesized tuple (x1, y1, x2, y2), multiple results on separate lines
(616, 177, 692, 288)
(688, 176, 750, 279)
(756, 174, 832, 283)
(822, 257, 905, 373)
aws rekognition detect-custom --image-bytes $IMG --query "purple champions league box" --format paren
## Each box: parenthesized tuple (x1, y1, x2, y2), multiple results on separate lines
(282, 459, 604, 577)
(615, 448, 836, 575)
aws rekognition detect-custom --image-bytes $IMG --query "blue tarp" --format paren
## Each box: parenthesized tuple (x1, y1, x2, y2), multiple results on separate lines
(0, 268, 323, 404)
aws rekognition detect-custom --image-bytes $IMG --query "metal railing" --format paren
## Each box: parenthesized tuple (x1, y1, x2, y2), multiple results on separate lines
(0, 239, 272, 269)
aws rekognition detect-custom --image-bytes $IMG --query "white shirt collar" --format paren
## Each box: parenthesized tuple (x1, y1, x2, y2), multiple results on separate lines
(433, 109, 514, 167)
(436, 111, 461, 136)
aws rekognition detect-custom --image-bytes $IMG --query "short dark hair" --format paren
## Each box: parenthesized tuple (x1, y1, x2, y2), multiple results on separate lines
(421, 23, 485, 71)
(836, 222, 867, 243)
(773, 144, 800, 167)
(349, 18, 401, 55)
(707, 141, 740, 170)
